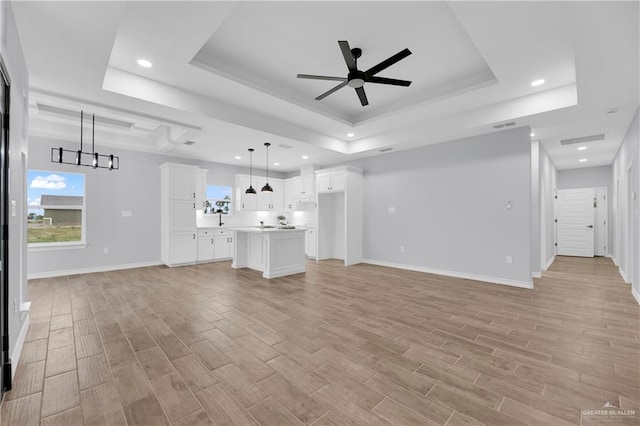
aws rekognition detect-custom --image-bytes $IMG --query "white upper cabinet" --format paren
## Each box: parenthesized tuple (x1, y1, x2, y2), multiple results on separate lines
(284, 179, 296, 211)
(236, 175, 258, 211)
(257, 179, 283, 211)
(195, 169, 208, 210)
(169, 165, 197, 200)
(293, 176, 315, 201)
(235, 175, 284, 211)
(316, 170, 345, 193)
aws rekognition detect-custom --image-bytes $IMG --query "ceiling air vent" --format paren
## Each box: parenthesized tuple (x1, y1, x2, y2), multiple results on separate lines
(379, 148, 393, 153)
(560, 134, 605, 146)
(493, 121, 516, 129)
(184, 141, 195, 146)
(278, 144, 292, 149)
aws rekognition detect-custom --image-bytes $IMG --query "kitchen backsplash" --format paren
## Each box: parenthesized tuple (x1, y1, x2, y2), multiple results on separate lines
(196, 209, 314, 228)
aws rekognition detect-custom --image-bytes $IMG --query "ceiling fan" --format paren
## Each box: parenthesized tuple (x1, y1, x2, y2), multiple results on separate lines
(297, 40, 412, 107)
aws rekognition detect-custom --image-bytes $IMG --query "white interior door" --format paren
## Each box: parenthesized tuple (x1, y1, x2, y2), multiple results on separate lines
(557, 188, 595, 257)
(593, 187, 608, 256)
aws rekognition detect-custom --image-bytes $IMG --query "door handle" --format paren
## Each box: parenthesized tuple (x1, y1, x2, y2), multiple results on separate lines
(586, 225, 594, 228)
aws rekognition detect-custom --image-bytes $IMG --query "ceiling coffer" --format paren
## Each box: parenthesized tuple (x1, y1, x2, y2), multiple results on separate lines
(560, 134, 605, 145)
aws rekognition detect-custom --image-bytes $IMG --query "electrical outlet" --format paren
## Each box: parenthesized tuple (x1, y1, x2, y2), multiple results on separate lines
(104, 247, 109, 254)
(400, 246, 405, 253)
(506, 256, 513, 264)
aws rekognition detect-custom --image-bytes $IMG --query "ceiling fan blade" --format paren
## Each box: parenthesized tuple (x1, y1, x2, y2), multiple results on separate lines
(364, 48, 412, 77)
(366, 76, 412, 87)
(315, 81, 348, 100)
(338, 40, 357, 71)
(297, 74, 347, 82)
(355, 87, 369, 106)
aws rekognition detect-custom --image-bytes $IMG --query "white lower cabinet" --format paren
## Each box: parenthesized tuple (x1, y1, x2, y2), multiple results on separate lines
(197, 229, 215, 262)
(170, 232, 198, 265)
(214, 229, 233, 259)
(197, 228, 233, 262)
(305, 227, 316, 258)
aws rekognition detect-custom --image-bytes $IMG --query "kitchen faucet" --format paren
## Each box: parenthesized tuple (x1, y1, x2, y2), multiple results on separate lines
(217, 211, 224, 227)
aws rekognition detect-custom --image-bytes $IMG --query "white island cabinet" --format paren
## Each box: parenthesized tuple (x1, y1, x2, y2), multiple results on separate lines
(230, 228, 306, 279)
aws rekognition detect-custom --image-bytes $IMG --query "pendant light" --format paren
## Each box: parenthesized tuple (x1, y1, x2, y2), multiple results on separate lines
(246, 148, 256, 194)
(261, 142, 273, 193)
(50, 110, 120, 170)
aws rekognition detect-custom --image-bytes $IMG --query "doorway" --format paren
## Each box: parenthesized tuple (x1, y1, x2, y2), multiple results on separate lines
(0, 56, 11, 398)
(557, 188, 595, 257)
(556, 187, 608, 258)
(626, 166, 634, 283)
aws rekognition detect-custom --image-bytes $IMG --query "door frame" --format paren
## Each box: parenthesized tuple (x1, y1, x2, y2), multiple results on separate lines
(593, 187, 608, 256)
(0, 54, 12, 398)
(626, 164, 634, 283)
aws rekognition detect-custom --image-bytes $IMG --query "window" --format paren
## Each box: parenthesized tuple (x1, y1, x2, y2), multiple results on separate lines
(205, 185, 232, 215)
(27, 170, 85, 246)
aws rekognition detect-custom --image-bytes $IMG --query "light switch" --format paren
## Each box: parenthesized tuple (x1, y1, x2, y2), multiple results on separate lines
(11, 200, 16, 217)
(388, 206, 396, 213)
(122, 210, 132, 217)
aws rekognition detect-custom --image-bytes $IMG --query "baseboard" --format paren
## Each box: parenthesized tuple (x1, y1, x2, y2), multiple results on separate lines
(632, 286, 640, 306)
(11, 314, 30, 381)
(610, 255, 619, 266)
(543, 255, 555, 271)
(619, 266, 630, 284)
(362, 259, 533, 289)
(27, 260, 163, 280)
(532, 271, 542, 279)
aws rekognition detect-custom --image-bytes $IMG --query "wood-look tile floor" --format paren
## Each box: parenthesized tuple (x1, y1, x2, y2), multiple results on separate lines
(2, 256, 639, 425)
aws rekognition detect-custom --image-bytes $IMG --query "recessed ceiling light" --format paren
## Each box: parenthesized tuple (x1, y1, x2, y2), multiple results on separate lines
(530, 132, 535, 137)
(137, 59, 152, 68)
(273, 162, 280, 166)
(577, 146, 587, 151)
(531, 79, 545, 87)
(301, 155, 308, 160)
(346, 132, 355, 138)
(234, 156, 241, 160)
(579, 158, 588, 162)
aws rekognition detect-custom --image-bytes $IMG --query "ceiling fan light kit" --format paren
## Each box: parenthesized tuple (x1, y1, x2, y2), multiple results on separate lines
(297, 40, 412, 106)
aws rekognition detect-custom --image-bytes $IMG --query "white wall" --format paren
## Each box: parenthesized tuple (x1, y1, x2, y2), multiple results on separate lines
(531, 141, 541, 277)
(1, 0, 30, 371)
(27, 135, 287, 277)
(558, 165, 612, 189)
(611, 107, 639, 303)
(538, 144, 557, 270)
(557, 165, 613, 253)
(350, 127, 533, 288)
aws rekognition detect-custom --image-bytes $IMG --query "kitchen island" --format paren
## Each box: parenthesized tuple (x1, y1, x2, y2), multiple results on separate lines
(229, 227, 306, 279)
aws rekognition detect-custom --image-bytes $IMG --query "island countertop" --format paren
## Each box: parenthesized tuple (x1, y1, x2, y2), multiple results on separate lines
(231, 227, 306, 279)
(227, 226, 306, 234)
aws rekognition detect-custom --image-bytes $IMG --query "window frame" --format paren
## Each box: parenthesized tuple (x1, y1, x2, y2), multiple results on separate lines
(27, 169, 87, 251)
(205, 184, 233, 216)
